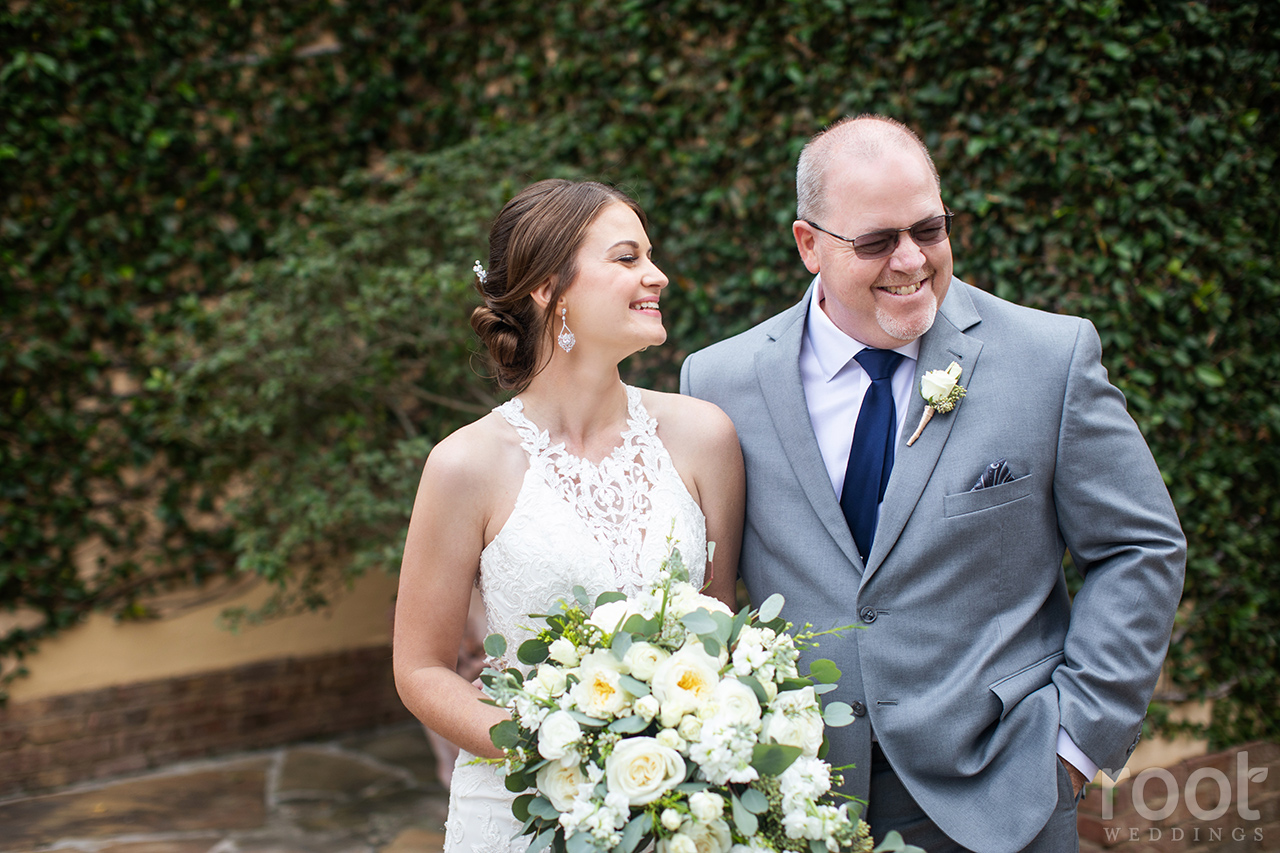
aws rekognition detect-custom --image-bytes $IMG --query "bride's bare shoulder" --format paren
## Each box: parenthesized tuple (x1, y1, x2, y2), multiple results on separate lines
(421, 411, 525, 490)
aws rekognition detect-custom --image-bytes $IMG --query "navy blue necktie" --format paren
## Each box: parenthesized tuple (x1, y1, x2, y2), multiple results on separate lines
(841, 348, 904, 561)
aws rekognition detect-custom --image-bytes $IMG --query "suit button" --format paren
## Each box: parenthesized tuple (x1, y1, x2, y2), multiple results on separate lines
(851, 701, 867, 717)
(860, 606, 877, 623)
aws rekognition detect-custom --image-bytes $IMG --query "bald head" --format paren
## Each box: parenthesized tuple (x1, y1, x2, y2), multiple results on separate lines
(796, 115, 940, 222)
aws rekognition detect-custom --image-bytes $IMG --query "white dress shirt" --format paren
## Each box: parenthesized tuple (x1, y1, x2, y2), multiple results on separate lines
(799, 275, 919, 505)
(797, 275, 1100, 783)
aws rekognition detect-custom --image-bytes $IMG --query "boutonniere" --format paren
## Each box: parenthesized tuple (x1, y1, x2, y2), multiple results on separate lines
(906, 361, 966, 446)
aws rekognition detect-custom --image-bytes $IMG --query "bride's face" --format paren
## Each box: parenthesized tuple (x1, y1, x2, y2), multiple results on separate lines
(560, 202, 669, 358)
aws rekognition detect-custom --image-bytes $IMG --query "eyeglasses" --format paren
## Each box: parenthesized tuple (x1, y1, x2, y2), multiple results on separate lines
(803, 210, 954, 260)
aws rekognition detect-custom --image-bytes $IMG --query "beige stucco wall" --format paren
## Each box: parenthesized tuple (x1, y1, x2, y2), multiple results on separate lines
(7, 571, 401, 702)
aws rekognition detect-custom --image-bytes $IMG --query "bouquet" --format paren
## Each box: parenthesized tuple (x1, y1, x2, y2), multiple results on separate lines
(479, 543, 922, 853)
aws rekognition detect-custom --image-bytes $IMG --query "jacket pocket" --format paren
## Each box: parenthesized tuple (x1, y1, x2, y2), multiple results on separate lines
(943, 472, 1035, 518)
(989, 650, 1065, 720)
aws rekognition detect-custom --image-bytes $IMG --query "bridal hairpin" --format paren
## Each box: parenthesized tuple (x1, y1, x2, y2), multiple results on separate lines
(472, 259, 488, 284)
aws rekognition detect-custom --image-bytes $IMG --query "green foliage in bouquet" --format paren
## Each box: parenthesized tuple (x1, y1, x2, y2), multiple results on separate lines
(478, 545, 922, 853)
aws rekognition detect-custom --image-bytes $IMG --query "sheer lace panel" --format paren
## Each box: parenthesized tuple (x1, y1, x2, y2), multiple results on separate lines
(496, 386, 675, 592)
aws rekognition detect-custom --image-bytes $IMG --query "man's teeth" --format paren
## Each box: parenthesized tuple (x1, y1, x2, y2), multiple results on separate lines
(634, 302, 660, 310)
(882, 282, 924, 296)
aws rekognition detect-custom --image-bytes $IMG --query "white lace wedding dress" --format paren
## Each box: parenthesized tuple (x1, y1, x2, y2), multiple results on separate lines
(442, 385, 708, 852)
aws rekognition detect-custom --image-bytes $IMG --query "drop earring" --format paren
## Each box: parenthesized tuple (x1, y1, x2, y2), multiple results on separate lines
(557, 307, 575, 353)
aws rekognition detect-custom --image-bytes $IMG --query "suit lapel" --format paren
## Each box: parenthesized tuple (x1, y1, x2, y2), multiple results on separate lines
(755, 291, 864, 572)
(861, 280, 984, 585)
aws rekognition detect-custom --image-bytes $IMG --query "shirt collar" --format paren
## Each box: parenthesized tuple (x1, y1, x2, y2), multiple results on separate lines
(805, 274, 921, 381)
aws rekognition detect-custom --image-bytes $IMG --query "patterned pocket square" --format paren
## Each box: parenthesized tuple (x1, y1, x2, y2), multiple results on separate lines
(971, 458, 1015, 491)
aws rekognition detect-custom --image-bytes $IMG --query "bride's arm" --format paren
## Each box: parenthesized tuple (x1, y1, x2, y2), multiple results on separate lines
(655, 393, 745, 612)
(696, 407, 745, 612)
(392, 428, 509, 760)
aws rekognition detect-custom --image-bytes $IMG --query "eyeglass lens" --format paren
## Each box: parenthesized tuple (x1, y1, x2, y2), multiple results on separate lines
(854, 215, 950, 259)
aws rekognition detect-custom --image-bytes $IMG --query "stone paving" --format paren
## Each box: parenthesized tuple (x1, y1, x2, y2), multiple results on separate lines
(0, 722, 449, 853)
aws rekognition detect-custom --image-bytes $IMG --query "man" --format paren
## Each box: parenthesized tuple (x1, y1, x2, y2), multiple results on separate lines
(681, 115, 1185, 852)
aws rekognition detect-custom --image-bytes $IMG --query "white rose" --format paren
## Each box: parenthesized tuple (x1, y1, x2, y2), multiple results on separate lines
(588, 598, 639, 634)
(761, 688, 824, 757)
(537, 710, 582, 763)
(683, 818, 733, 853)
(536, 760, 585, 812)
(677, 714, 703, 742)
(548, 637, 579, 667)
(656, 727, 686, 752)
(531, 664, 568, 697)
(670, 585, 733, 619)
(570, 650, 633, 719)
(660, 834, 698, 853)
(661, 808, 683, 831)
(604, 737, 686, 805)
(711, 678, 762, 730)
(623, 641, 670, 681)
(652, 644, 721, 717)
(920, 361, 963, 403)
(689, 791, 725, 823)
(634, 694, 660, 722)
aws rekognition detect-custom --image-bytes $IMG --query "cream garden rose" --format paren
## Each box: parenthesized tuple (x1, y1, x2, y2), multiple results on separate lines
(570, 649, 633, 719)
(588, 598, 642, 634)
(710, 678, 762, 730)
(622, 641, 670, 681)
(652, 644, 721, 721)
(682, 817, 733, 853)
(536, 760, 585, 812)
(537, 710, 583, 764)
(548, 636, 580, 667)
(605, 737, 686, 805)
(689, 791, 725, 822)
(760, 686, 824, 757)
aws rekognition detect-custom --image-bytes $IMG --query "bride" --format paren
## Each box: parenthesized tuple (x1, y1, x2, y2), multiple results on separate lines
(392, 179, 746, 852)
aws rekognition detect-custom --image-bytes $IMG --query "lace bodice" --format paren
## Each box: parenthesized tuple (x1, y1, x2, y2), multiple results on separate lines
(476, 385, 707, 667)
(444, 386, 708, 852)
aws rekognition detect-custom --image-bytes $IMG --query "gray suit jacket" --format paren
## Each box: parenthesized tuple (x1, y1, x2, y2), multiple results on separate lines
(681, 278, 1185, 851)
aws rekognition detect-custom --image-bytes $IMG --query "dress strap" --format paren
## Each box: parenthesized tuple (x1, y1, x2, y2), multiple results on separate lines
(493, 397, 550, 459)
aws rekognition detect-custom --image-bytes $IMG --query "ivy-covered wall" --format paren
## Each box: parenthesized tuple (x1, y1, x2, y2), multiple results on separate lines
(2, 1, 1276, 747)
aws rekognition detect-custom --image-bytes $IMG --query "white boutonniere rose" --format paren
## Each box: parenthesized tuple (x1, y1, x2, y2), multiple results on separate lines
(907, 361, 967, 446)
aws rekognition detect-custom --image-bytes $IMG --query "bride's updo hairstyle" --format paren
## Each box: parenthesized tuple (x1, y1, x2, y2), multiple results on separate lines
(471, 179, 648, 391)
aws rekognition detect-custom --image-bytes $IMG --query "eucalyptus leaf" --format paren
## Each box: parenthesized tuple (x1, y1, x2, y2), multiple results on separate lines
(808, 658, 842, 684)
(681, 609, 718, 635)
(739, 787, 769, 813)
(751, 742, 802, 776)
(619, 673, 651, 696)
(518, 638, 551, 666)
(731, 792, 758, 836)
(528, 797, 561, 820)
(823, 701, 855, 727)
(617, 810, 653, 853)
(490, 719, 520, 750)
(611, 630, 634, 659)
(595, 590, 627, 607)
(526, 826, 557, 853)
(483, 633, 507, 658)
(608, 713, 650, 734)
(757, 593, 785, 623)
(512, 793, 534, 822)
